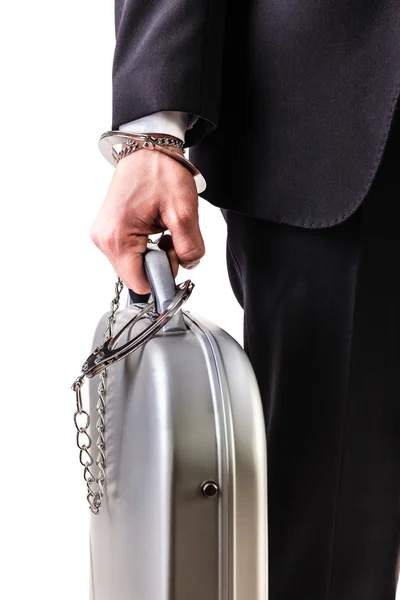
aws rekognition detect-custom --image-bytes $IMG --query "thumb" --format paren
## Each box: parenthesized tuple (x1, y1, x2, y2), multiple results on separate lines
(166, 209, 205, 269)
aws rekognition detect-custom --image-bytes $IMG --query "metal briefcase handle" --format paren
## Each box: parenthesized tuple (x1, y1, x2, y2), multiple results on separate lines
(130, 244, 189, 333)
(143, 245, 184, 311)
(124, 244, 187, 333)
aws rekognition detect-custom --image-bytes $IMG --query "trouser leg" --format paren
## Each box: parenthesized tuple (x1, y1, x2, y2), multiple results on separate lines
(224, 118, 400, 599)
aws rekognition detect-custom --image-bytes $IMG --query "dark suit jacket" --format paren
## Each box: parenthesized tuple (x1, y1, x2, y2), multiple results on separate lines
(111, 1, 400, 228)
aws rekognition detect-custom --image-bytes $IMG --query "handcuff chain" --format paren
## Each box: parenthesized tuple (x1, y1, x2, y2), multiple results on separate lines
(73, 277, 124, 514)
(72, 235, 166, 514)
(72, 272, 194, 515)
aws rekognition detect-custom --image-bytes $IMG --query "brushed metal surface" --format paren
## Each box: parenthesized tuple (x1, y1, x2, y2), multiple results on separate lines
(88, 305, 268, 600)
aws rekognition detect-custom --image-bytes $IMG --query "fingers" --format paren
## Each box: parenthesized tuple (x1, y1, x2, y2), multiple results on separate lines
(165, 204, 205, 270)
(157, 234, 180, 278)
(116, 250, 152, 294)
(91, 151, 205, 294)
(105, 233, 189, 296)
(91, 225, 152, 294)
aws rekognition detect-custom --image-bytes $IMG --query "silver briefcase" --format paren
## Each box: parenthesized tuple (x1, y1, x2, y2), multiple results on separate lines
(73, 244, 268, 600)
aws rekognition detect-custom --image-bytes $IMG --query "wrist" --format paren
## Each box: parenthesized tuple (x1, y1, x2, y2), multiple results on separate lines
(99, 130, 206, 193)
(117, 133, 185, 164)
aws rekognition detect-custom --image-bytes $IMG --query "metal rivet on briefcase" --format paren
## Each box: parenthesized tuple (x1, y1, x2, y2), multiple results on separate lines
(201, 480, 219, 498)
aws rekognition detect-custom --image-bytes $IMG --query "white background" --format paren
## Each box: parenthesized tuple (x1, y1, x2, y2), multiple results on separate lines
(0, 1, 398, 599)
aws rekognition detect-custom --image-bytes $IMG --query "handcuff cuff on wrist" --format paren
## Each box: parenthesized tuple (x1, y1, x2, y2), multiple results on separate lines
(98, 130, 207, 194)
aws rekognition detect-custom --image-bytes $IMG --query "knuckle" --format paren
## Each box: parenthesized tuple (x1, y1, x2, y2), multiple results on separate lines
(94, 228, 120, 253)
(168, 207, 196, 228)
(101, 232, 117, 252)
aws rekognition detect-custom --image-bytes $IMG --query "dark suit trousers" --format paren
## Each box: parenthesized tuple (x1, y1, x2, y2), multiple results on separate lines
(223, 112, 400, 599)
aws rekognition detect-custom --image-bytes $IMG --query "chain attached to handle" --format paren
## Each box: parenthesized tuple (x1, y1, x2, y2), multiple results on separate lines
(72, 277, 124, 514)
(71, 238, 195, 515)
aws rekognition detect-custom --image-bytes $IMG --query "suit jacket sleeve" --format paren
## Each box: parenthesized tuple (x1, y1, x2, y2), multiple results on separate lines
(111, 0, 226, 148)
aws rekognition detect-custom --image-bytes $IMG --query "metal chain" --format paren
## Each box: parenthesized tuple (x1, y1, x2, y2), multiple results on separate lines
(71, 234, 165, 514)
(115, 135, 185, 166)
(72, 277, 124, 514)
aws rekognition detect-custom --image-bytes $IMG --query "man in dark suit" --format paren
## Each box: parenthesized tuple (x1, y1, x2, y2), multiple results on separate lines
(90, 2, 400, 597)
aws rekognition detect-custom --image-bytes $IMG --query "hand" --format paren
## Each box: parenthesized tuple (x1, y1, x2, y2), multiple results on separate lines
(90, 148, 205, 294)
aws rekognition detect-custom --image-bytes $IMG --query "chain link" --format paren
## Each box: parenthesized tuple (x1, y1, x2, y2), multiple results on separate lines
(72, 277, 124, 514)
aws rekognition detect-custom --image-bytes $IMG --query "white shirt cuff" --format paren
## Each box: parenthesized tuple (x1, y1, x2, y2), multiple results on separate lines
(118, 111, 189, 142)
